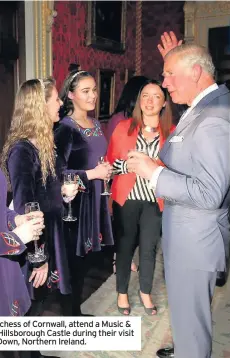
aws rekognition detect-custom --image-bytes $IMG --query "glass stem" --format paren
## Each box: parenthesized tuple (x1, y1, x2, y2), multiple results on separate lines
(104, 180, 108, 192)
(68, 201, 72, 217)
(34, 239, 38, 252)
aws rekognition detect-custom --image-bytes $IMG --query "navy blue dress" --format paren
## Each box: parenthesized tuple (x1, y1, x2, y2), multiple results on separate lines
(7, 140, 71, 297)
(54, 117, 114, 257)
(0, 168, 31, 316)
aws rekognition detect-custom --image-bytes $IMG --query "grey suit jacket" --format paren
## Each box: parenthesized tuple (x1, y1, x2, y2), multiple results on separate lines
(156, 85, 230, 271)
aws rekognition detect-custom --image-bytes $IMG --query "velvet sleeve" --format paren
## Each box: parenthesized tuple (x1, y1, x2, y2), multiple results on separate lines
(0, 230, 26, 257)
(54, 122, 88, 184)
(7, 144, 49, 266)
(6, 208, 17, 230)
(7, 143, 36, 215)
(0, 173, 26, 256)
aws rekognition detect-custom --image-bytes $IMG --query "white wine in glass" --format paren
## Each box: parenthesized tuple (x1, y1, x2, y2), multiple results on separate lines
(62, 173, 78, 221)
(98, 156, 111, 196)
(25, 201, 46, 264)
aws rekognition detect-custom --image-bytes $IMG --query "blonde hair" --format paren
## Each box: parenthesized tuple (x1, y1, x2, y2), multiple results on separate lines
(2, 77, 56, 186)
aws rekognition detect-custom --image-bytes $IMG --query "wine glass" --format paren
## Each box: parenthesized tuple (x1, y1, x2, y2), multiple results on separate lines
(98, 156, 112, 196)
(62, 173, 78, 221)
(25, 202, 46, 264)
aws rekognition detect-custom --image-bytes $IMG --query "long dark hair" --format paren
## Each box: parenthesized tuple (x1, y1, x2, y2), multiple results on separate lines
(59, 70, 93, 118)
(114, 75, 148, 118)
(128, 79, 173, 139)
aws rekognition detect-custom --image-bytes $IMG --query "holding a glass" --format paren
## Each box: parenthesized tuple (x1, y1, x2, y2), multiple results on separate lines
(25, 202, 46, 264)
(62, 173, 79, 221)
(98, 156, 112, 196)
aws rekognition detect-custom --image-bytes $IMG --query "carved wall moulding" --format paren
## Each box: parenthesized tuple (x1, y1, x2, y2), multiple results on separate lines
(184, 1, 230, 47)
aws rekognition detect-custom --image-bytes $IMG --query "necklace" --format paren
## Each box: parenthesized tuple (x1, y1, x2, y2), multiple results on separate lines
(143, 125, 158, 133)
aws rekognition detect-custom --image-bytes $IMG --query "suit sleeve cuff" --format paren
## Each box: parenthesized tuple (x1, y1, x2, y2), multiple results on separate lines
(149, 166, 164, 190)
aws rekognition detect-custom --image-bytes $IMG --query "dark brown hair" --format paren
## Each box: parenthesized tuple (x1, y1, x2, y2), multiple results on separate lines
(128, 79, 173, 139)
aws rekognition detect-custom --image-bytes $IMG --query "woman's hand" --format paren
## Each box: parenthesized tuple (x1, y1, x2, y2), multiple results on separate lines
(15, 211, 44, 227)
(13, 218, 45, 245)
(29, 262, 48, 288)
(93, 162, 113, 180)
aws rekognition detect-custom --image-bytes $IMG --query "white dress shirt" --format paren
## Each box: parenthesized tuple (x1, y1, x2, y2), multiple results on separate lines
(149, 83, 219, 189)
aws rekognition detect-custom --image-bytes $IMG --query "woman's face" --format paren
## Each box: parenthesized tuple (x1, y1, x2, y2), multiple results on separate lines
(140, 83, 166, 117)
(68, 77, 97, 112)
(46, 87, 63, 123)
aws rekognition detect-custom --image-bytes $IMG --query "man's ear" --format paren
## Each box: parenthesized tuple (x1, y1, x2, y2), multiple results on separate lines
(192, 64, 202, 83)
(68, 91, 74, 100)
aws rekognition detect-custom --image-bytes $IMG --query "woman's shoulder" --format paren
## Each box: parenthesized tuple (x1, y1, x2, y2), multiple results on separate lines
(114, 117, 132, 131)
(9, 139, 36, 153)
(8, 140, 37, 163)
(57, 116, 75, 128)
(110, 112, 125, 122)
(54, 117, 75, 135)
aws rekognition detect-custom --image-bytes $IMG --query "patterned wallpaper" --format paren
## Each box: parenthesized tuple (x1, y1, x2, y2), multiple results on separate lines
(141, 1, 184, 80)
(52, 1, 184, 109)
(52, 0, 136, 104)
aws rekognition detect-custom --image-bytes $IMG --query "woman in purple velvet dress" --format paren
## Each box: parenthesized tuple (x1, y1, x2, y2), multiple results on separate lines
(2, 78, 78, 311)
(0, 168, 44, 316)
(55, 70, 114, 315)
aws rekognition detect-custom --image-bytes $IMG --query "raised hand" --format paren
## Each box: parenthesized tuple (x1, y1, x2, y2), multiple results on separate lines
(157, 31, 183, 59)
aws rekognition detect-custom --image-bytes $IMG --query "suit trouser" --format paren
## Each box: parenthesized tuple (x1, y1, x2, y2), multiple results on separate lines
(164, 263, 217, 358)
(113, 199, 161, 294)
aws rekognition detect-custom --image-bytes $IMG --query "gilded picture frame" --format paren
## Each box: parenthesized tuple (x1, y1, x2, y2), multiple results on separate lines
(96, 69, 115, 121)
(87, 1, 127, 53)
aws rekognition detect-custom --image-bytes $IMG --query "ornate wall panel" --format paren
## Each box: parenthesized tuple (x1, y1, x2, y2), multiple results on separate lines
(184, 1, 230, 47)
(24, 0, 56, 79)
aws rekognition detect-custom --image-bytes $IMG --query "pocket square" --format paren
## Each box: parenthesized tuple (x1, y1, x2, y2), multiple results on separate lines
(169, 135, 184, 143)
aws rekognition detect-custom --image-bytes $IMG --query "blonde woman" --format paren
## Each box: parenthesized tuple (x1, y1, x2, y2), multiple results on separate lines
(2, 78, 78, 311)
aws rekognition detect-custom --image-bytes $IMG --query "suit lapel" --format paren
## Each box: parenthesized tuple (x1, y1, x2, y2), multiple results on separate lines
(160, 84, 229, 159)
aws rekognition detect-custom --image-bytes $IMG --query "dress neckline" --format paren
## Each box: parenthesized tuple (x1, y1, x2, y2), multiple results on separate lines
(69, 116, 96, 129)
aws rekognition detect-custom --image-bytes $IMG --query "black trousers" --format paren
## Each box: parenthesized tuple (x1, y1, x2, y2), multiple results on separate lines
(113, 199, 161, 294)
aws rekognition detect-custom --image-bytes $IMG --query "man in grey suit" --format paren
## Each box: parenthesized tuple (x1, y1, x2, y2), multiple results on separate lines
(127, 43, 230, 358)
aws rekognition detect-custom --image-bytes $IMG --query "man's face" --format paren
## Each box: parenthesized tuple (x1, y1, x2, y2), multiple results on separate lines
(162, 53, 194, 105)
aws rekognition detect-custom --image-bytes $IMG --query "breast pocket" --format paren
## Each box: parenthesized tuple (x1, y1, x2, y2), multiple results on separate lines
(161, 141, 184, 168)
(170, 142, 184, 151)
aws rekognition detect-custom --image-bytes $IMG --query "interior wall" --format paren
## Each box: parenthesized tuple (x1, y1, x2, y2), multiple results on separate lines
(141, 1, 184, 79)
(52, 0, 136, 104)
(52, 1, 184, 109)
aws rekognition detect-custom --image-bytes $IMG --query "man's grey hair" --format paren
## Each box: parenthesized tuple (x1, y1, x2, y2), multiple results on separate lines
(165, 43, 215, 77)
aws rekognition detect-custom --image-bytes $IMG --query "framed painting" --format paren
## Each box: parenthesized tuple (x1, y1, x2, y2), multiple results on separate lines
(87, 1, 127, 53)
(96, 69, 115, 121)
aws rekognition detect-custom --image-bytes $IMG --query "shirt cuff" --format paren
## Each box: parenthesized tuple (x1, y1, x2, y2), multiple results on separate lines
(149, 166, 164, 190)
